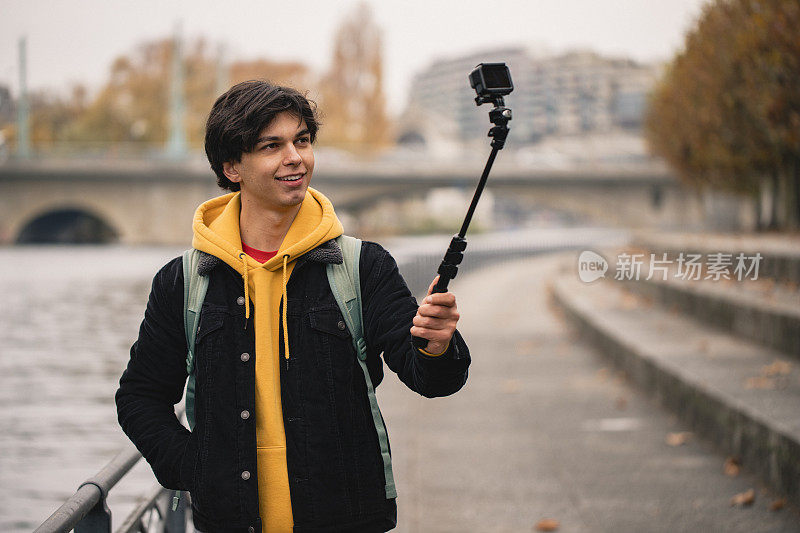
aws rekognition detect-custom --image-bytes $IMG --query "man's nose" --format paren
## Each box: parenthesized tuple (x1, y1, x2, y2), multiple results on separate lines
(283, 144, 302, 165)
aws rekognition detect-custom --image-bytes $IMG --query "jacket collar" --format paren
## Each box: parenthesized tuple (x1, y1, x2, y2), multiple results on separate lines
(196, 238, 343, 276)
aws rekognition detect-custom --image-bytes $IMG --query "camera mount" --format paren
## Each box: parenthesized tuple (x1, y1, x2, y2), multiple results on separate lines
(487, 102, 512, 149)
(411, 63, 513, 353)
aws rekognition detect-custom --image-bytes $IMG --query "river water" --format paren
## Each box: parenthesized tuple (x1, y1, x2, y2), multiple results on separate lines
(0, 227, 627, 531)
(0, 245, 185, 531)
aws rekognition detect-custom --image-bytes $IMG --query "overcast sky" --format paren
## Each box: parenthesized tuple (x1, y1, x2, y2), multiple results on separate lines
(1, 0, 710, 114)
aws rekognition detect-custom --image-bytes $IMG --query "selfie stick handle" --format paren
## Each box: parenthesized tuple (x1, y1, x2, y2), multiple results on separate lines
(412, 101, 510, 351)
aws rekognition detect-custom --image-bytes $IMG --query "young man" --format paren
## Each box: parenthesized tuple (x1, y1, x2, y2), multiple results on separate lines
(116, 81, 470, 533)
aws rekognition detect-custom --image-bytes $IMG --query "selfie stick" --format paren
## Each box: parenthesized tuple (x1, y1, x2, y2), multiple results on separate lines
(412, 63, 513, 351)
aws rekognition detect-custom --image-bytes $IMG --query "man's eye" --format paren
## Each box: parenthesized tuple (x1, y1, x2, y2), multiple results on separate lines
(262, 143, 278, 150)
(296, 137, 310, 145)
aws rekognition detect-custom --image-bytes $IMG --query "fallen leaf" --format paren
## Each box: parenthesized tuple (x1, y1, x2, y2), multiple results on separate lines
(534, 518, 560, 531)
(698, 339, 709, 353)
(555, 342, 570, 356)
(596, 368, 610, 382)
(620, 292, 640, 310)
(730, 488, 755, 506)
(666, 432, 692, 446)
(744, 376, 776, 390)
(503, 379, 520, 394)
(761, 360, 792, 377)
(615, 396, 628, 410)
(723, 457, 740, 477)
(515, 340, 538, 355)
(769, 498, 786, 511)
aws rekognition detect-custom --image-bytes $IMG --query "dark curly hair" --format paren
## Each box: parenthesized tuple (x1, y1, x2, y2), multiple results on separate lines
(205, 80, 320, 191)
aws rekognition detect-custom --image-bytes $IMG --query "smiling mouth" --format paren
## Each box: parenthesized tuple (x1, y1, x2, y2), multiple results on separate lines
(275, 174, 304, 182)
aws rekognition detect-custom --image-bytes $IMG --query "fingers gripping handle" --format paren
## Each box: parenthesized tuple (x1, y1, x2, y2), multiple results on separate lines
(411, 236, 467, 350)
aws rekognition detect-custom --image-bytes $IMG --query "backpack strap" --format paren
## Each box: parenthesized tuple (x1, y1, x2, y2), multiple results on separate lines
(326, 235, 397, 499)
(181, 249, 209, 432)
(173, 249, 209, 511)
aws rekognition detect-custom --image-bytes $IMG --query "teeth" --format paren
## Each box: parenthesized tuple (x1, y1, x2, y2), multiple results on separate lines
(277, 175, 302, 181)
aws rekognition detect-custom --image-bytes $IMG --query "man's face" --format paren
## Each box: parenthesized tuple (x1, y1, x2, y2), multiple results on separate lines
(223, 111, 314, 212)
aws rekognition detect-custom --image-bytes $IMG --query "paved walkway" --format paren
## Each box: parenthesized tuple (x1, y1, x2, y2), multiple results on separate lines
(376, 254, 800, 533)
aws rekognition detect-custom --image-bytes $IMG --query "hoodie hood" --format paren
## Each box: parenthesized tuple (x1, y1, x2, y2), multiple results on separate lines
(191, 187, 343, 273)
(191, 185, 344, 336)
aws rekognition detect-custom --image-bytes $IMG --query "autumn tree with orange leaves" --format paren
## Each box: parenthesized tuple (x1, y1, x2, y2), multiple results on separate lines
(23, 5, 392, 156)
(318, 3, 390, 152)
(228, 59, 312, 92)
(646, 0, 800, 229)
(25, 40, 319, 153)
(26, 38, 218, 152)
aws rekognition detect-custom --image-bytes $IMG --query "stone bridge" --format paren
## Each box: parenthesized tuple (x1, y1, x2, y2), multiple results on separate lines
(0, 158, 705, 244)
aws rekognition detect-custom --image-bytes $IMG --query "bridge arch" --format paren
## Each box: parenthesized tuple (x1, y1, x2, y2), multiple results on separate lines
(15, 205, 120, 244)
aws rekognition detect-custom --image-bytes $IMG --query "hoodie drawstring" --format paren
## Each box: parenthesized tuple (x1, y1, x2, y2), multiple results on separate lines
(238, 250, 290, 363)
(282, 254, 290, 368)
(239, 252, 250, 328)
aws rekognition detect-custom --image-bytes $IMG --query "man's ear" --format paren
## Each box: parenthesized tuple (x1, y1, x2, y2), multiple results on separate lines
(222, 161, 241, 183)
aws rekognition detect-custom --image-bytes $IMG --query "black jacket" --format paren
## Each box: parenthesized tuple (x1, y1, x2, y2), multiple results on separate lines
(116, 239, 470, 532)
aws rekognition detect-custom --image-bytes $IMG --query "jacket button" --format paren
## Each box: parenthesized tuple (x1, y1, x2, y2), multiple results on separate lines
(240, 352, 250, 362)
(240, 410, 250, 420)
(241, 470, 250, 480)
(337, 320, 346, 331)
(237, 296, 245, 305)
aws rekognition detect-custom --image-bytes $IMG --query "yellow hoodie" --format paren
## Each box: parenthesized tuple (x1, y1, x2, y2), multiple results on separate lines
(191, 187, 343, 532)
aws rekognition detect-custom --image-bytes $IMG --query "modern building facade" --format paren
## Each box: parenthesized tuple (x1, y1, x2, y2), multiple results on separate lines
(401, 47, 659, 148)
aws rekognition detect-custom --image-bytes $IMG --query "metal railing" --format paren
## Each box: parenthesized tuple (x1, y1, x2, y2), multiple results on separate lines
(34, 410, 189, 533)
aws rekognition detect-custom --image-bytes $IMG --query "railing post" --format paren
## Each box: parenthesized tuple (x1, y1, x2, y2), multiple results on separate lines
(73, 497, 111, 533)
